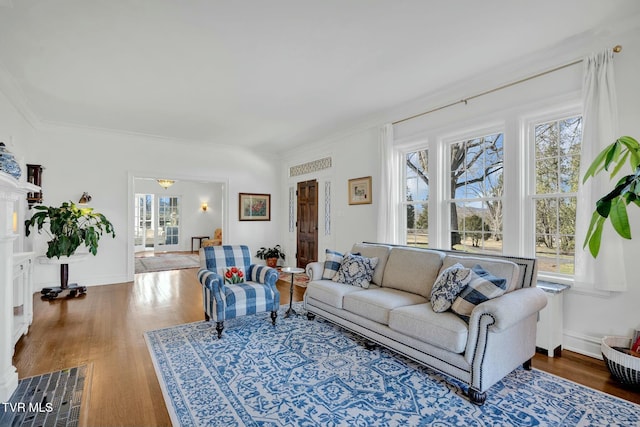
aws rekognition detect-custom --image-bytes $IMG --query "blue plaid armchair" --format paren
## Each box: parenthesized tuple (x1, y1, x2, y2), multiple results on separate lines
(197, 245, 280, 338)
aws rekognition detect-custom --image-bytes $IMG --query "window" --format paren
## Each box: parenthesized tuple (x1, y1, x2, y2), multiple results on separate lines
(405, 149, 429, 247)
(448, 132, 504, 254)
(532, 116, 582, 275)
(158, 196, 180, 246)
(397, 102, 582, 279)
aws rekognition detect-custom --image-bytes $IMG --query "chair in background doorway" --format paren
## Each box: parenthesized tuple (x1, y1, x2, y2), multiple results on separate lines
(202, 228, 222, 247)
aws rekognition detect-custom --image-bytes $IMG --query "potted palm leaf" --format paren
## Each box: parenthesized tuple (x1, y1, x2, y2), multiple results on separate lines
(583, 136, 640, 257)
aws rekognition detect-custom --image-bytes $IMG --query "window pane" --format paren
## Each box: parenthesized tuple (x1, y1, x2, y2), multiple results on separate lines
(536, 157, 558, 193)
(406, 150, 428, 202)
(406, 203, 428, 248)
(449, 133, 503, 254)
(533, 116, 581, 275)
(559, 116, 582, 157)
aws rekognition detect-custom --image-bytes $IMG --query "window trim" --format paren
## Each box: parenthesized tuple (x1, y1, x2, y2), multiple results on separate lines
(522, 104, 583, 282)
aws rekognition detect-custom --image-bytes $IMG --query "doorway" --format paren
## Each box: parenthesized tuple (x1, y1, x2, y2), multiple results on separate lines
(296, 180, 318, 268)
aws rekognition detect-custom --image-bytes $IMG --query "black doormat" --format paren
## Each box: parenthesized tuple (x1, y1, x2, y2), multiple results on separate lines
(0, 364, 90, 427)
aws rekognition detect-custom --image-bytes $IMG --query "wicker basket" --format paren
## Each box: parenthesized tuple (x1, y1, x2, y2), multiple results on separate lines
(601, 336, 640, 386)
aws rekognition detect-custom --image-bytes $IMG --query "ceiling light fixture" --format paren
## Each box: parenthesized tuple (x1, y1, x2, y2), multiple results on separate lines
(157, 179, 175, 190)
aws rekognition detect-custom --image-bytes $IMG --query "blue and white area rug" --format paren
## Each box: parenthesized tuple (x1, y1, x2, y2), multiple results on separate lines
(145, 308, 640, 426)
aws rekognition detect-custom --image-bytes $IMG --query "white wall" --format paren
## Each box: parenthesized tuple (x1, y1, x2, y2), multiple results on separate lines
(20, 125, 282, 288)
(281, 126, 379, 263)
(285, 26, 640, 358)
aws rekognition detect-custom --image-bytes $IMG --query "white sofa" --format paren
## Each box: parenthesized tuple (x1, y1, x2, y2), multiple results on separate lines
(303, 243, 547, 405)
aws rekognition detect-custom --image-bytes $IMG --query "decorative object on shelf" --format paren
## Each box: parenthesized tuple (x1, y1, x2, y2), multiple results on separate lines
(582, 136, 640, 257)
(201, 202, 208, 211)
(24, 201, 116, 299)
(157, 179, 175, 189)
(78, 192, 92, 204)
(255, 245, 285, 268)
(0, 142, 21, 179)
(348, 176, 372, 205)
(239, 193, 270, 221)
(26, 164, 43, 208)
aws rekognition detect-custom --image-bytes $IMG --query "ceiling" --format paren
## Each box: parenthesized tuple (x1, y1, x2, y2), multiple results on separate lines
(0, 1, 638, 152)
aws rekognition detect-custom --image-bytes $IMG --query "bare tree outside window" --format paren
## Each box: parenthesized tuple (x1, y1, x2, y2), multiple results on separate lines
(405, 150, 429, 247)
(449, 133, 504, 254)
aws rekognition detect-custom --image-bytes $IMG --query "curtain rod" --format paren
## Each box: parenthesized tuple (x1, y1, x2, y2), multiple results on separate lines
(392, 45, 623, 126)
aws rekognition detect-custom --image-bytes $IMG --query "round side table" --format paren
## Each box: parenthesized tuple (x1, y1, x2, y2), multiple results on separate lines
(280, 267, 305, 318)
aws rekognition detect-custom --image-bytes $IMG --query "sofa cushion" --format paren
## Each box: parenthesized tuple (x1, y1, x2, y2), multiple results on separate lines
(381, 247, 445, 298)
(430, 263, 473, 312)
(451, 265, 508, 322)
(440, 254, 520, 292)
(322, 249, 344, 280)
(333, 253, 379, 288)
(343, 288, 428, 325)
(389, 303, 469, 354)
(306, 279, 368, 309)
(351, 243, 391, 286)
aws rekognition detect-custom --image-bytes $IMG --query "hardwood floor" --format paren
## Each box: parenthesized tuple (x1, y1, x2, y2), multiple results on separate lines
(12, 269, 639, 426)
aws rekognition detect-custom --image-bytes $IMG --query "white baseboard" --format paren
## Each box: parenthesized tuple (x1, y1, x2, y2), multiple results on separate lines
(562, 329, 603, 360)
(33, 274, 130, 290)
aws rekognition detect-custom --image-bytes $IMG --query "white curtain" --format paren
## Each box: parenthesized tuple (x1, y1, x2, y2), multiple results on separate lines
(377, 124, 402, 244)
(574, 49, 626, 291)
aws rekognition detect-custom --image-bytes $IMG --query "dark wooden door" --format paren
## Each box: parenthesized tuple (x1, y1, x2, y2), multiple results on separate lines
(296, 180, 318, 268)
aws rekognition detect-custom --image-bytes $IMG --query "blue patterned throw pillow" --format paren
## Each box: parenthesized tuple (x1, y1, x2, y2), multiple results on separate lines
(451, 264, 507, 322)
(322, 249, 344, 280)
(430, 263, 473, 313)
(332, 253, 379, 288)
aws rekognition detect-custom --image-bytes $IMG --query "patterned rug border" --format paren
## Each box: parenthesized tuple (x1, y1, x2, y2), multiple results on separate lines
(145, 308, 640, 426)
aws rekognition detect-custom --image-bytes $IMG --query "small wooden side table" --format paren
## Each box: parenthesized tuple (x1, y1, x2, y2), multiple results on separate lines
(280, 267, 305, 318)
(191, 236, 210, 252)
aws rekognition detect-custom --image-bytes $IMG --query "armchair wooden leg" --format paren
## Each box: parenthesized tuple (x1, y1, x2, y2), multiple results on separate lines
(271, 311, 278, 325)
(205, 313, 210, 321)
(216, 321, 224, 338)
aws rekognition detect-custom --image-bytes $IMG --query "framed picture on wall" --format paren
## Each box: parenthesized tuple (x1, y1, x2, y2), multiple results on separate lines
(348, 176, 372, 205)
(239, 193, 271, 221)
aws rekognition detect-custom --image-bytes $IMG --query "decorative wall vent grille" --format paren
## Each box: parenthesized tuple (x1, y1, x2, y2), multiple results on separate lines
(289, 157, 332, 177)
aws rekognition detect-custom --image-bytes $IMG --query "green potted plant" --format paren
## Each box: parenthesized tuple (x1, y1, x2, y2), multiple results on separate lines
(24, 201, 115, 298)
(583, 136, 640, 257)
(255, 245, 286, 268)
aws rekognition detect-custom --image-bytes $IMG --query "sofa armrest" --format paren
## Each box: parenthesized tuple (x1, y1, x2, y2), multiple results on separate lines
(465, 287, 548, 392)
(468, 287, 547, 333)
(306, 261, 324, 281)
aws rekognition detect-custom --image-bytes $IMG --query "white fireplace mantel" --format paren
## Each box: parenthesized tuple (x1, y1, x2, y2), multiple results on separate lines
(0, 171, 38, 402)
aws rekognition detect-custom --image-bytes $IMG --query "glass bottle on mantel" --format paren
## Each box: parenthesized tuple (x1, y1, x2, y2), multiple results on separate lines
(26, 164, 44, 208)
(0, 142, 22, 179)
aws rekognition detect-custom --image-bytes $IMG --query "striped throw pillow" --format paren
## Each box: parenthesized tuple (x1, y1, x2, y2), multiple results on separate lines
(322, 249, 344, 280)
(451, 264, 507, 322)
